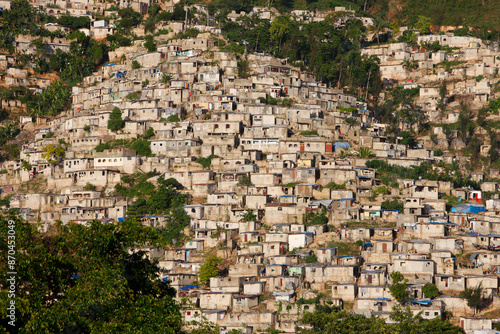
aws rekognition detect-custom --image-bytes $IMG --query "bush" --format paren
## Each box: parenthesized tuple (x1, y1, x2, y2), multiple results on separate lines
(126, 91, 141, 100)
(422, 283, 439, 299)
(196, 155, 218, 169)
(166, 115, 180, 122)
(84, 183, 97, 191)
(131, 138, 152, 156)
(107, 107, 124, 131)
(299, 130, 319, 136)
(381, 200, 403, 212)
(324, 181, 346, 190)
(131, 60, 141, 69)
(198, 255, 221, 285)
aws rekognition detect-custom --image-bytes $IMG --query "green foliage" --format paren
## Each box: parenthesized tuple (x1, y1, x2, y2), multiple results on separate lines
(46, 36, 108, 83)
(145, 127, 155, 139)
(166, 114, 180, 122)
(108, 107, 124, 131)
(240, 209, 257, 222)
(388, 271, 408, 303)
(304, 253, 318, 263)
(381, 200, 403, 212)
(220, 16, 382, 97)
(126, 91, 141, 100)
(299, 130, 319, 136)
(22, 160, 31, 170)
(126, 176, 187, 215)
(196, 155, 219, 169)
(259, 96, 294, 106)
(132, 60, 141, 69)
(237, 175, 252, 186)
(117, 7, 142, 32)
(324, 181, 346, 190)
(24, 80, 71, 116)
(372, 186, 388, 195)
(281, 182, 299, 188)
(144, 35, 157, 53)
(459, 283, 484, 311)
(436, 60, 466, 72)
(172, 28, 200, 40)
(237, 57, 251, 79)
(131, 138, 152, 157)
(365, 159, 480, 189)
(44, 131, 54, 138)
(415, 15, 431, 34)
(422, 283, 439, 299)
(0, 214, 182, 332)
(198, 255, 221, 285)
(299, 303, 462, 334)
(84, 183, 97, 191)
(306, 213, 328, 226)
(58, 15, 90, 30)
(400, 131, 417, 147)
(83, 125, 91, 133)
(114, 171, 159, 199)
(358, 147, 374, 158)
(106, 33, 132, 50)
(42, 144, 66, 164)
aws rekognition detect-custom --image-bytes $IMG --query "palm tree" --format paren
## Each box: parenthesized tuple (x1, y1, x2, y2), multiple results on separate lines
(368, 15, 388, 44)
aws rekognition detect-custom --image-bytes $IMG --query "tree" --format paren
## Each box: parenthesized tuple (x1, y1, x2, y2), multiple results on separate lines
(299, 303, 464, 334)
(400, 131, 417, 147)
(415, 15, 431, 35)
(237, 57, 251, 78)
(438, 80, 447, 111)
(42, 144, 66, 165)
(368, 15, 388, 44)
(108, 107, 124, 131)
(144, 35, 157, 53)
(199, 255, 221, 285)
(458, 102, 473, 144)
(237, 175, 252, 186)
(0, 214, 182, 332)
(84, 183, 97, 191)
(240, 209, 257, 222)
(132, 60, 141, 69)
(167, 115, 180, 122)
(460, 283, 484, 314)
(117, 7, 142, 32)
(388, 271, 408, 303)
(422, 283, 439, 299)
(358, 147, 375, 158)
(162, 73, 173, 84)
(22, 160, 31, 170)
(269, 15, 292, 52)
(489, 129, 499, 164)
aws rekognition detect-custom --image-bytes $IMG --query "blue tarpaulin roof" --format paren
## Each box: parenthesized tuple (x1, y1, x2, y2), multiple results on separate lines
(363, 242, 373, 247)
(451, 204, 485, 213)
(180, 285, 199, 291)
(410, 299, 432, 305)
(333, 142, 351, 152)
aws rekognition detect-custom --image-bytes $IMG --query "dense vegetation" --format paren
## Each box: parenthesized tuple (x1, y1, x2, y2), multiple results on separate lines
(0, 213, 183, 332)
(299, 303, 464, 334)
(366, 159, 480, 189)
(119, 176, 191, 246)
(222, 15, 382, 97)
